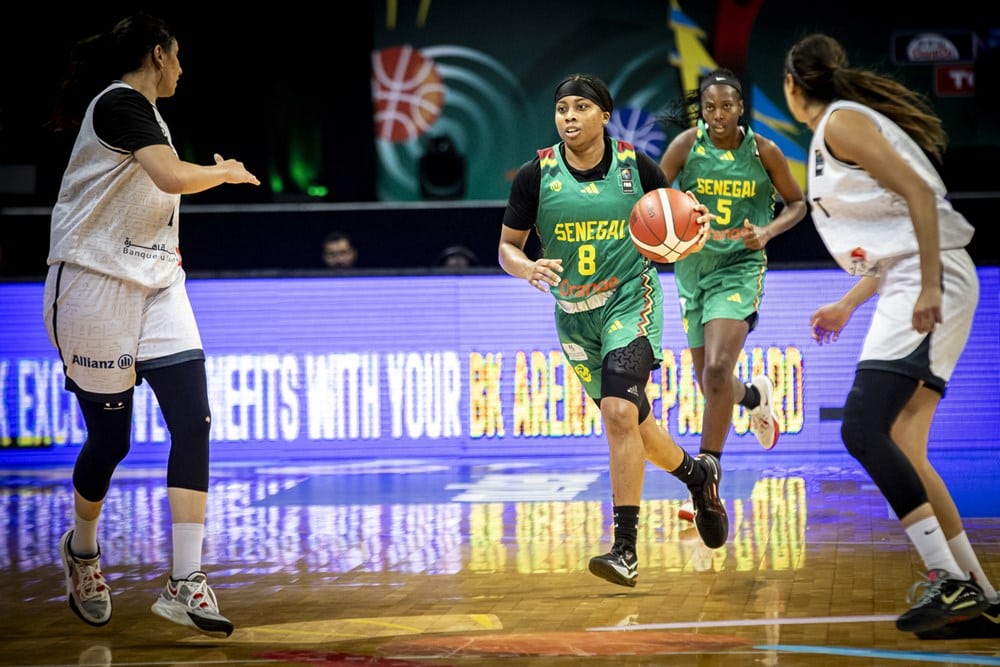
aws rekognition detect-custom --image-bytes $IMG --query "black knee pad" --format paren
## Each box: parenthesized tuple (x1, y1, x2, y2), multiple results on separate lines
(74, 394, 134, 502)
(840, 385, 868, 459)
(143, 360, 212, 492)
(841, 370, 915, 459)
(840, 369, 927, 518)
(601, 338, 654, 422)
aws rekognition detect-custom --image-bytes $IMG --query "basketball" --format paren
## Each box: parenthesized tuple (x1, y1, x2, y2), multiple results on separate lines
(628, 188, 706, 263)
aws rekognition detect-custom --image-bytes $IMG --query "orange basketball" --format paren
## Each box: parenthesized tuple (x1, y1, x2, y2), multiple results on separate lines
(628, 187, 706, 263)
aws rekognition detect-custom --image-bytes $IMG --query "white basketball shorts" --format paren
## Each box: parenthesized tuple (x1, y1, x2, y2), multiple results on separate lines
(860, 249, 978, 387)
(43, 263, 203, 396)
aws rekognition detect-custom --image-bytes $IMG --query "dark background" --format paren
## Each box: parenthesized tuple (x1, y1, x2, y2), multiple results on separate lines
(1, 3, 996, 277)
(0, 6, 378, 207)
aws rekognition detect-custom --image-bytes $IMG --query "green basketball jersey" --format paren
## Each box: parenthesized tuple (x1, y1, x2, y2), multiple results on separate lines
(677, 119, 775, 256)
(535, 138, 649, 306)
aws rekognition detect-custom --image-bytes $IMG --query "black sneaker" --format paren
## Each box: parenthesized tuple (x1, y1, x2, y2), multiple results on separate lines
(915, 601, 1000, 639)
(687, 454, 728, 548)
(895, 569, 990, 633)
(588, 541, 638, 587)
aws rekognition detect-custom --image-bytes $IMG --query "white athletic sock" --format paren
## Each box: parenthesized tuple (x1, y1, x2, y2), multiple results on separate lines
(171, 523, 205, 580)
(905, 516, 964, 579)
(949, 531, 999, 602)
(71, 515, 100, 558)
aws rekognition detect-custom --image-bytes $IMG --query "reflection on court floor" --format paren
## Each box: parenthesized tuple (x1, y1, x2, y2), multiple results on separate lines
(2, 455, 856, 577)
(2, 452, 998, 666)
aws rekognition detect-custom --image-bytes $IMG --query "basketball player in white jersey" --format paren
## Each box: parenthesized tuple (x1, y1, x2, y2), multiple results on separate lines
(783, 33, 997, 638)
(44, 13, 259, 636)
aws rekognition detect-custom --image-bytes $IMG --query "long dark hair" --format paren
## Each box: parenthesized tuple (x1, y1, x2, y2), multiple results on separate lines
(49, 13, 175, 132)
(784, 33, 946, 161)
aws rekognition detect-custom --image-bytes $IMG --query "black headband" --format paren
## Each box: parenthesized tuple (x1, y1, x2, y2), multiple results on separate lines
(699, 73, 743, 96)
(553, 78, 612, 112)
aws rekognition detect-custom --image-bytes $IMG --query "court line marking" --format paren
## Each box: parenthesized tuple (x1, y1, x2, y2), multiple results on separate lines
(588, 613, 898, 631)
(590, 616, 1000, 664)
(755, 644, 1000, 665)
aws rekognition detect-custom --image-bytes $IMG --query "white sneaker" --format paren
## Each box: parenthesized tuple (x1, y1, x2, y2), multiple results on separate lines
(748, 375, 779, 449)
(60, 529, 112, 626)
(678, 497, 694, 522)
(151, 571, 234, 637)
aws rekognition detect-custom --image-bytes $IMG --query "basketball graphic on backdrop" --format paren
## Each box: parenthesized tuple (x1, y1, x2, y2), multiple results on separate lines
(628, 188, 706, 263)
(608, 107, 667, 161)
(372, 45, 445, 143)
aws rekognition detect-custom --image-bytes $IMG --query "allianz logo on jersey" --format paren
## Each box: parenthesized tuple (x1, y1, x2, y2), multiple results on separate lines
(72, 354, 134, 370)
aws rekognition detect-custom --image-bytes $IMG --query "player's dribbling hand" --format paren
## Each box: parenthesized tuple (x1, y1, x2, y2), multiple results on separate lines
(527, 258, 562, 292)
(683, 191, 715, 246)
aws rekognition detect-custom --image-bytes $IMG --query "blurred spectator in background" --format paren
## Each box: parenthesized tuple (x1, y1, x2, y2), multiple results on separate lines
(322, 231, 358, 268)
(438, 244, 479, 268)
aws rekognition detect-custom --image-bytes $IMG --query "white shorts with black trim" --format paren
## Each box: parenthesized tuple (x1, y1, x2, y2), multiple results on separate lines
(43, 263, 203, 396)
(861, 249, 978, 386)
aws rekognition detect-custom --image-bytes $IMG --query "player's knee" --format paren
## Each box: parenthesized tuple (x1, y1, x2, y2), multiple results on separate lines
(600, 395, 637, 431)
(164, 408, 211, 492)
(170, 410, 212, 444)
(74, 396, 133, 501)
(840, 386, 868, 459)
(699, 360, 731, 394)
(601, 339, 653, 424)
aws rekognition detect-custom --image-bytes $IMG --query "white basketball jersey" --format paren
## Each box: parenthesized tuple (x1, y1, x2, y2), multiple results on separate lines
(807, 100, 974, 276)
(48, 82, 182, 289)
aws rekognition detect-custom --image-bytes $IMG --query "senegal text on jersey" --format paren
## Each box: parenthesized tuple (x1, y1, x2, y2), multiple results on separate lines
(553, 219, 628, 242)
(694, 178, 758, 198)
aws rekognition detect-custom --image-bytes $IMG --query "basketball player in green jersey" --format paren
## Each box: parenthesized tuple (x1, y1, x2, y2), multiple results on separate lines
(500, 73, 726, 588)
(660, 68, 807, 525)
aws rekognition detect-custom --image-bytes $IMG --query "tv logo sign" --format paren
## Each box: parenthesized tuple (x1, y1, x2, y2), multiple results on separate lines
(935, 65, 975, 97)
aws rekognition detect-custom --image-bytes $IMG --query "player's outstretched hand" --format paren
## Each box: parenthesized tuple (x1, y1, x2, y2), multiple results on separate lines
(214, 153, 260, 186)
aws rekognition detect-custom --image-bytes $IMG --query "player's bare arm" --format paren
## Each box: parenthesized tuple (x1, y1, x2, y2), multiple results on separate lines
(136, 144, 260, 195)
(658, 128, 697, 184)
(826, 108, 942, 330)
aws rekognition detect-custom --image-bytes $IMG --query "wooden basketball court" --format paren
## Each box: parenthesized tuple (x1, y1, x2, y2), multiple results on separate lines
(2, 452, 998, 666)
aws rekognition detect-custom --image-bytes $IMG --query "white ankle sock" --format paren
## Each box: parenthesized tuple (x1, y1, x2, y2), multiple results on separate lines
(172, 523, 205, 580)
(71, 515, 100, 558)
(905, 516, 963, 579)
(949, 531, 999, 602)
